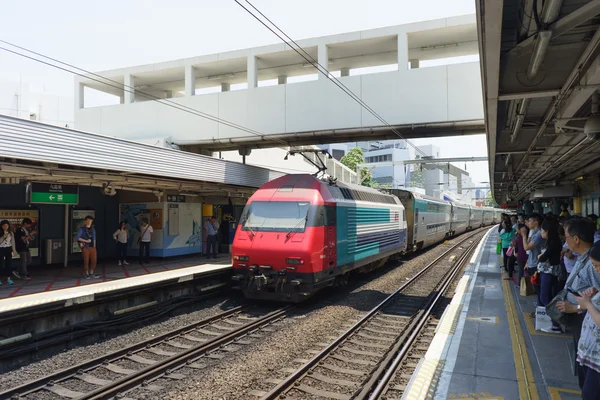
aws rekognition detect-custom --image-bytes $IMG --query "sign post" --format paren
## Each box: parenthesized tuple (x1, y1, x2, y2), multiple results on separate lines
(30, 183, 79, 205)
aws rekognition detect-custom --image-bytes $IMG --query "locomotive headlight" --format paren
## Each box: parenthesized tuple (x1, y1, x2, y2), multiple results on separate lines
(286, 257, 304, 265)
(233, 255, 250, 261)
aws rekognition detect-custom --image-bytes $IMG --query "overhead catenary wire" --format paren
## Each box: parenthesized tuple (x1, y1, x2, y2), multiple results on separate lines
(0, 40, 290, 147)
(235, 0, 428, 158)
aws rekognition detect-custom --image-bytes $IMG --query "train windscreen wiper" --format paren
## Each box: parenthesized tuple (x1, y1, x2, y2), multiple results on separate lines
(286, 215, 308, 238)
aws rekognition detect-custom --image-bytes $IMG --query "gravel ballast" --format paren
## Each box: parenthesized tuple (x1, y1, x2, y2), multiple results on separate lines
(158, 233, 483, 400)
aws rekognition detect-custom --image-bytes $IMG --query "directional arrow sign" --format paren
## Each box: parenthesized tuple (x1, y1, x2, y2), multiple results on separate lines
(30, 183, 79, 205)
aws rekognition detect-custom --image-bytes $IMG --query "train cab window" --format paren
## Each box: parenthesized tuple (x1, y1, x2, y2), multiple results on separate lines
(242, 201, 310, 232)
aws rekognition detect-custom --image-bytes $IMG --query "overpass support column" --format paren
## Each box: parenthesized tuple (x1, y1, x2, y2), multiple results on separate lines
(318, 44, 329, 80)
(221, 83, 230, 92)
(75, 82, 84, 109)
(340, 67, 350, 77)
(124, 73, 135, 104)
(397, 33, 408, 70)
(409, 59, 419, 69)
(185, 65, 196, 96)
(278, 75, 287, 85)
(247, 56, 258, 88)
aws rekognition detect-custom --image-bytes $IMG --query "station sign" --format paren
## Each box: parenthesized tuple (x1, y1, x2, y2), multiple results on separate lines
(167, 195, 186, 202)
(30, 183, 79, 205)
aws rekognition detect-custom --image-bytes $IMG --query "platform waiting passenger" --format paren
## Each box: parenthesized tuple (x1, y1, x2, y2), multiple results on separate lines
(205, 217, 219, 259)
(138, 218, 153, 264)
(77, 215, 98, 279)
(0, 220, 17, 286)
(15, 218, 35, 280)
(113, 221, 129, 266)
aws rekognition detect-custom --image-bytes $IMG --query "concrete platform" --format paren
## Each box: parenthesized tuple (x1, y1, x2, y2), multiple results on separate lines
(0, 255, 231, 315)
(403, 228, 582, 400)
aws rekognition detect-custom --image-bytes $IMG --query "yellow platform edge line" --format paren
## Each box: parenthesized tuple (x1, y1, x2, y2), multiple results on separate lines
(502, 275, 539, 400)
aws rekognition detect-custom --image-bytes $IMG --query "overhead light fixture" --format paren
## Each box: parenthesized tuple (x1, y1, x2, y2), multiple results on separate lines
(575, 175, 585, 181)
(527, 30, 552, 79)
(134, 85, 149, 89)
(207, 73, 236, 81)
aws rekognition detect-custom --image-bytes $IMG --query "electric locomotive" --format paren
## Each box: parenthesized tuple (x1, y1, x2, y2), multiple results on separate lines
(231, 174, 407, 302)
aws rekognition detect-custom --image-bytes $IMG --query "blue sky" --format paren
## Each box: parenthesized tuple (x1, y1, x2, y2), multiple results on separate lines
(0, 0, 488, 183)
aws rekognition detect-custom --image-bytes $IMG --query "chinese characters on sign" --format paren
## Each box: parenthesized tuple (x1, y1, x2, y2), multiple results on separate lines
(167, 195, 186, 202)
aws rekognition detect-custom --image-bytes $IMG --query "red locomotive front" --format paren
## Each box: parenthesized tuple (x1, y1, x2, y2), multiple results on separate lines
(231, 175, 336, 302)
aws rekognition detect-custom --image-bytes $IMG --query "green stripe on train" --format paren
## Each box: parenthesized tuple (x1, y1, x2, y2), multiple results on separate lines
(336, 206, 389, 265)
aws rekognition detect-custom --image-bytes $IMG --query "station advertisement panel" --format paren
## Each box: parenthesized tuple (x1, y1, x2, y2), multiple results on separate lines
(71, 210, 96, 253)
(0, 209, 40, 257)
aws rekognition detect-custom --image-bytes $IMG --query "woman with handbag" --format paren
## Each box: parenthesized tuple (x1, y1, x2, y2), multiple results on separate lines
(0, 220, 17, 286)
(549, 218, 600, 391)
(499, 217, 515, 275)
(572, 241, 600, 400)
(514, 223, 529, 287)
(537, 218, 564, 333)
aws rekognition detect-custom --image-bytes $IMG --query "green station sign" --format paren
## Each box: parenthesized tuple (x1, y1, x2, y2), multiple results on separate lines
(30, 183, 79, 205)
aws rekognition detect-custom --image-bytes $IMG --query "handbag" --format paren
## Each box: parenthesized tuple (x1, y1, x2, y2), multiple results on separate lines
(520, 276, 534, 296)
(546, 251, 589, 325)
(506, 246, 515, 257)
(137, 225, 149, 245)
(496, 241, 502, 255)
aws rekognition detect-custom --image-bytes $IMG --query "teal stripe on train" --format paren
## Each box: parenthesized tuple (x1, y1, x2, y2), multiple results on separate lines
(336, 206, 392, 266)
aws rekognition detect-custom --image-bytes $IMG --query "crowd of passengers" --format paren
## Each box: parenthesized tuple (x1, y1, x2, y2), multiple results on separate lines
(497, 209, 600, 399)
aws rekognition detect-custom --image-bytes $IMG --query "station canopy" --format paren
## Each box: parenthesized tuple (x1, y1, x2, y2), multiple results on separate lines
(477, 0, 600, 205)
(0, 115, 284, 201)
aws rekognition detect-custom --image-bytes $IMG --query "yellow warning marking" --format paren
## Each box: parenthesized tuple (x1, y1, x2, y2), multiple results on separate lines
(466, 316, 499, 324)
(502, 275, 539, 400)
(448, 394, 503, 399)
(548, 386, 581, 399)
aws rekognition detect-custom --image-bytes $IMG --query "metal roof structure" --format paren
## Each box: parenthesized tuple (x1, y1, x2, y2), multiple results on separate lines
(477, 0, 600, 204)
(0, 115, 285, 198)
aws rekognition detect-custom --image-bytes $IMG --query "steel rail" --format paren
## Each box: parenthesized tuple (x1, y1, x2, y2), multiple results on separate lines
(363, 236, 480, 399)
(260, 228, 485, 400)
(0, 304, 249, 398)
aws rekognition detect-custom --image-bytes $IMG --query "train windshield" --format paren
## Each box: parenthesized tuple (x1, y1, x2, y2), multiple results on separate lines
(241, 201, 310, 232)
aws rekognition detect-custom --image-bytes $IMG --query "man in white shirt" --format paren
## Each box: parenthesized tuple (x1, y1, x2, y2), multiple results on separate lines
(204, 217, 219, 259)
(138, 218, 153, 264)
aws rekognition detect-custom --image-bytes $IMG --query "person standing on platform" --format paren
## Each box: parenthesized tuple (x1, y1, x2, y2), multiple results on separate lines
(138, 218, 153, 264)
(573, 241, 600, 400)
(556, 218, 600, 392)
(15, 218, 34, 280)
(77, 215, 98, 279)
(560, 203, 570, 218)
(514, 223, 529, 287)
(205, 217, 219, 259)
(113, 221, 129, 266)
(499, 217, 515, 276)
(537, 218, 564, 333)
(0, 220, 17, 286)
(521, 213, 545, 306)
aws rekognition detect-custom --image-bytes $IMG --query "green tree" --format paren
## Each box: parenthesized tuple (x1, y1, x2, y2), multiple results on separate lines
(484, 191, 498, 207)
(409, 167, 425, 188)
(341, 147, 372, 187)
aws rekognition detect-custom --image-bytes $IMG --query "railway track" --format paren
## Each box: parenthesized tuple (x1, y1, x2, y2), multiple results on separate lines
(257, 229, 484, 400)
(1, 304, 294, 400)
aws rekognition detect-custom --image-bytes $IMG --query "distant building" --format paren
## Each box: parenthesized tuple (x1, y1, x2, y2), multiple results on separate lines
(0, 78, 74, 127)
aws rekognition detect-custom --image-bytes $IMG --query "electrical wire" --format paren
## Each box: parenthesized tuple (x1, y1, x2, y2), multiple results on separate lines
(235, 0, 428, 158)
(0, 40, 290, 147)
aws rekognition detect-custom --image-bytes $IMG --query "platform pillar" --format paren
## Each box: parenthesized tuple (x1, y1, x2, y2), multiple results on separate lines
(552, 198, 562, 215)
(185, 65, 196, 96)
(247, 56, 258, 88)
(318, 44, 329, 80)
(398, 33, 408, 70)
(340, 67, 350, 77)
(64, 205, 68, 267)
(409, 59, 420, 69)
(124, 73, 135, 103)
(278, 75, 287, 85)
(221, 83, 230, 92)
(573, 197, 582, 215)
(523, 200, 533, 214)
